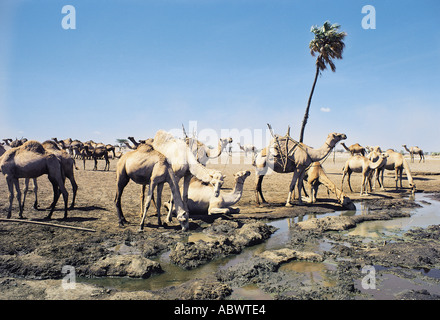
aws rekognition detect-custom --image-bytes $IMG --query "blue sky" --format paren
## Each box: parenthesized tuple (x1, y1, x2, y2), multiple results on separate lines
(1, 0, 439, 151)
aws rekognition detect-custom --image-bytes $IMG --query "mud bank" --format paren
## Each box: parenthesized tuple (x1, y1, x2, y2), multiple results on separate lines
(1, 177, 439, 300)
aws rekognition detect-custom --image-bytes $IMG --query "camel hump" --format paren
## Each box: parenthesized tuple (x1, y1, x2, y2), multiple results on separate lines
(153, 130, 174, 145)
(21, 140, 46, 154)
(137, 143, 154, 153)
(42, 140, 61, 150)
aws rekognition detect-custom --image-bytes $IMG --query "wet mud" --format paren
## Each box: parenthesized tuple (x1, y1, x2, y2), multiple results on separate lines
(0, 156, 439, 300)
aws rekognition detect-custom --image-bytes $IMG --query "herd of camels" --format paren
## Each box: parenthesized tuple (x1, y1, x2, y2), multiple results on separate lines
(0, 129, 423, 231)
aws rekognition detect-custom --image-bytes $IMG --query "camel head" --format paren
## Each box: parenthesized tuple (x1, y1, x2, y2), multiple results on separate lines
(339, 193, 356, 210)
(327, 133, 347, 148)
(234, 170, 251, 184)
(208, 170, 225, 197)
(176, 209, 189, 231)
(219, 138, 231, 149)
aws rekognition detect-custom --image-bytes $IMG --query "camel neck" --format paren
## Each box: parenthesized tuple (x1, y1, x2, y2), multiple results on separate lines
(222, 181, 245, 205)
(302, 141, 334, 162)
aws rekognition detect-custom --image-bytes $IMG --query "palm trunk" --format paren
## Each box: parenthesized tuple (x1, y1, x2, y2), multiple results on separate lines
(299, 65, 320, 143)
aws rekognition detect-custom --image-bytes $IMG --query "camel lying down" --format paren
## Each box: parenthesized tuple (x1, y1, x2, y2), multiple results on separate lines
(166, 170, 251, 215)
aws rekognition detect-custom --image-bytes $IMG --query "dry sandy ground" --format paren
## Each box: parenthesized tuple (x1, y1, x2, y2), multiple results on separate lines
(0, 151, 439, 300)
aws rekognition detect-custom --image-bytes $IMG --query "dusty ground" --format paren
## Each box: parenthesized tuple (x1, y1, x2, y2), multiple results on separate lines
(0, 152, 439, 300)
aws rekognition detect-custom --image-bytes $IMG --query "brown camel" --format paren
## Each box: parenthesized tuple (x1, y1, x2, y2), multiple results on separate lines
(114, 143, 189, 231)
(375, 149, 416, 192)
(0, 140, 68, 219)
(80, 144, 110, 171)
(22, 140, 78, 210)
(402, 145, 425, 163)
(303, 162, 355, 210)
(253, 132, 347, 206)
(340, 142, 366, 156)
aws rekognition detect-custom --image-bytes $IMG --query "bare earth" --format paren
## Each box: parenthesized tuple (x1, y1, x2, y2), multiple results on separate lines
(0, 152, 439, 300)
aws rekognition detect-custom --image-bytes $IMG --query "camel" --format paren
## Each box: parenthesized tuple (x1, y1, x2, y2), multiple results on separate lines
(0, 144, 6, 157)
(127, 137, 140, 148)
(185, 137, 232, 165)
(0, 140, 68, 219)
(169, 170, 251, 215)
(22, 140, 79, 210)
(365, 146, 382, 154)
(303, 162, 355, 210)
(237, 143, 256, 157)
(3, 138, 28, 148)
(340, 142, 366, 156)
(341, 153, 389, 196)
(114, 143, 189, 231)
(152, 130, 224, 210)
(402, 145, 425, 163)
(254, 132, 347, 206)
(79, 144, 110, 171)
(374, 149, 416, 192)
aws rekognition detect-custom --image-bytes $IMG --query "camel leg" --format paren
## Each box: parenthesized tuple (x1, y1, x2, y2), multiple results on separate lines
(139, 182, 155, 231)
(394, 168, 399, 189)
(45, 177, 61, 219)
(375, 169, 384, 190)
(6, 177, 15, 219)
(104, 156, 110, 171)
(32, 178, 39, 209)
(115, 172, 130, 226)
(296, 170, 307, 205)
(255, 174, 267, 205)
(341, 170, 347, 192)
(399, 168, 403, 189)
(182, 173, 191, 211)
(93, 157, 98, 171)
(286, 170, 300, 206)
(23, 178, 30, 210)
(209, 207, 231, 215)
(23, 178, 38, 209)
(68, 175, 78, 209)
(360, 174, 367, 196)
(347, 171, 353, 193)
(139, 184, 146, 217)
(155, 183, 164, 227)
(12, 178, 24, 218)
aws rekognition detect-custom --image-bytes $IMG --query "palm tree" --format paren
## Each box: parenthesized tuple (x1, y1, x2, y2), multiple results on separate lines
(299, 21, 347, 143)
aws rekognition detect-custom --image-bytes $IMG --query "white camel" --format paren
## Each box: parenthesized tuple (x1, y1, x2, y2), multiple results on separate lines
(237, 143, 256, 157)
(174, 170, 251, 215)
(186, 137, 232, 165)
(152, 130, 224, 210)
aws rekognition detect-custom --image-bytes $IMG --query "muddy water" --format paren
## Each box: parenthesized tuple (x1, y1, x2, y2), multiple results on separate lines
(347, 193, 440, 238)
(79, 193, 440, 299)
